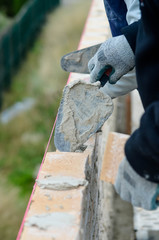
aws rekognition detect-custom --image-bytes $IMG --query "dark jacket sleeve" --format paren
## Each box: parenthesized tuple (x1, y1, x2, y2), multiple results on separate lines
(121, 20, 139, 53)
(124, 0, 159, 183)
(125, 101, 159, 183)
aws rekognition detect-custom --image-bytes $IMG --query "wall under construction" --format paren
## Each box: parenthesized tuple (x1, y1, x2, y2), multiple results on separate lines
(16, 0, 159, 239)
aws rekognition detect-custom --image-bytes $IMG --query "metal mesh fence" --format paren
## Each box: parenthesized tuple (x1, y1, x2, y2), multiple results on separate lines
(0, 0, 60, 106)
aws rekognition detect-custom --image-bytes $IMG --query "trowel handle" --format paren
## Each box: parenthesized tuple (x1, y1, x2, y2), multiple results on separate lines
(100, 67, 112, 87)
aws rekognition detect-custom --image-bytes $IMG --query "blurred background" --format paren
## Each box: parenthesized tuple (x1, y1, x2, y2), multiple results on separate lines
(0, 0, 91, 239)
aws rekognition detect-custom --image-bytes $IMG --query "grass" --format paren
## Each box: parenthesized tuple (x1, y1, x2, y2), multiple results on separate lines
(0, 1, 91, 239)
(0, 177, 28, 240)
(0, 12, 12, 32)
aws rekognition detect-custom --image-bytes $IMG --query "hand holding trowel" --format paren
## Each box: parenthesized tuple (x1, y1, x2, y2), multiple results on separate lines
(54, 35, 135, 152)
(60, 43, 112, 86)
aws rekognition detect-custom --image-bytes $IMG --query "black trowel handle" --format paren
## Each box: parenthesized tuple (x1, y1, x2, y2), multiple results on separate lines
(100, 67, 112, 87)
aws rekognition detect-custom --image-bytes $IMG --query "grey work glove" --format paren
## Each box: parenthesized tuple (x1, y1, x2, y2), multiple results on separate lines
(115, 157, 159, 210)
(88, 35, 135, 84)
(100, 68, 138, 99)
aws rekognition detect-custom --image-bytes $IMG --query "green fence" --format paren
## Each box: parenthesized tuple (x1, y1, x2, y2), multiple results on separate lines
(0, 0, 60, 106)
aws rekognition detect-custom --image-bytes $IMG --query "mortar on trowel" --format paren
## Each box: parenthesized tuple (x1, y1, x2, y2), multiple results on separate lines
(54, 79, 114, 152)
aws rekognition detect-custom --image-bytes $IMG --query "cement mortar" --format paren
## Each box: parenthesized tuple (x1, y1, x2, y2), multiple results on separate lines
(55, 79, 113, 152)
(25, 212, 76, 230)
(113, 192, 134, 240)
(36, 175, 88, 190)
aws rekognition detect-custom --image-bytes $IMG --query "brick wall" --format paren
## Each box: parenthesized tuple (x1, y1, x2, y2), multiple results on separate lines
(17, 1, 119, 239)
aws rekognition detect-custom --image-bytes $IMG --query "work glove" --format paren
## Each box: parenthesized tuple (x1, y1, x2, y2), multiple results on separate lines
(100, 68, 137, 99)
(88, 35, 135, 84)
(114, 157, 159, 211)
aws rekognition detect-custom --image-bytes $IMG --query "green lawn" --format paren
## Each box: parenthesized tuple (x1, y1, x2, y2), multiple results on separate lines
(0, 12, 12, 32)
(0, 1, 91, 239)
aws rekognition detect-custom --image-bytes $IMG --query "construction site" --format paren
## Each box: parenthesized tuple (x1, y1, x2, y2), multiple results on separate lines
(0, 0, 159, 239)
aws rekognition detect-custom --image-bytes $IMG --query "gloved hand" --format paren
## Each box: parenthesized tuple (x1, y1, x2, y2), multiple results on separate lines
(88, 35, 135, 84)
(114, 157, 159, 210)
(99, 68, 137, 99)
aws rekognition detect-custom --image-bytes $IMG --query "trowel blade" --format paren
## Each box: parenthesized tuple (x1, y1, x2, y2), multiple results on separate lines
(61, 43, 101, 74)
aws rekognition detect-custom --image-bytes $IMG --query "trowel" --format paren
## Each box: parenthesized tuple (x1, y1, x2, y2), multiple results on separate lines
(54, 44, 113, 152)
(60, 43, 112, 87)
(61, 44, 101, 74)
